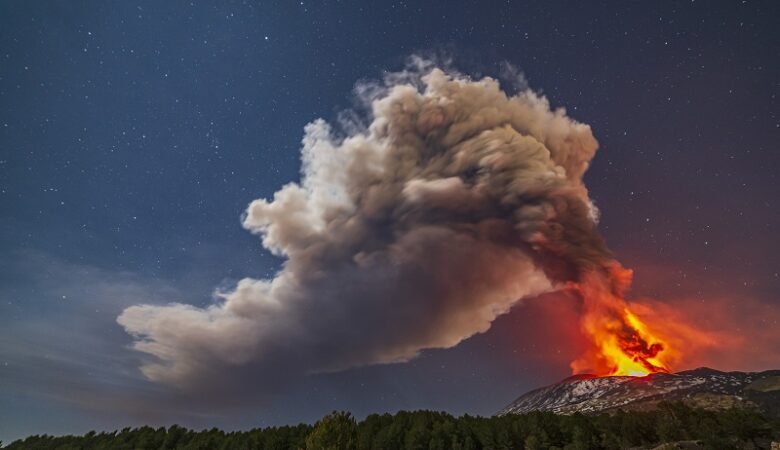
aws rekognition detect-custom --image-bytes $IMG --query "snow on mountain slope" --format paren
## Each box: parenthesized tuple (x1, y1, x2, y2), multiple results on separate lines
(498, 368, 780, 416)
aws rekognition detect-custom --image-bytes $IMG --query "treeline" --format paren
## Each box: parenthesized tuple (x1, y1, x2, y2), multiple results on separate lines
(5, 402, 779, 450)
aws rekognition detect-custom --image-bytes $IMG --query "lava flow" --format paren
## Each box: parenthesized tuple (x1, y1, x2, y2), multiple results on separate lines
(570, 266, 673, 377)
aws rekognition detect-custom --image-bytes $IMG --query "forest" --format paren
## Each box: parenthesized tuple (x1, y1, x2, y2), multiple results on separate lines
(4, 402, 779, 450)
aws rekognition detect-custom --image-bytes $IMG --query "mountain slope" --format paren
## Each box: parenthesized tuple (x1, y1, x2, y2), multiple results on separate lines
(498, 368, 780, 416)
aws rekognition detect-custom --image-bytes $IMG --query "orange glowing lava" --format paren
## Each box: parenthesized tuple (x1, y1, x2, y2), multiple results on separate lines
(590, 307, 670, 376)
(570, 267, 674, 377)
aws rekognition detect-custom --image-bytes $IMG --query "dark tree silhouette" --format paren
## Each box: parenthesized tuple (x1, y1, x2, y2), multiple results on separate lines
(4, 402, 778, 450)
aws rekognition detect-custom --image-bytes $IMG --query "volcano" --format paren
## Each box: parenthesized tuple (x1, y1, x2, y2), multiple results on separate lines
(498, 368, 780, 416)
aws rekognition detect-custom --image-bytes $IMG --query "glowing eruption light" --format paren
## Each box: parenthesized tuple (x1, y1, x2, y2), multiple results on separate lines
(570, 266, 674, 377)
(118, 62, 704, 393)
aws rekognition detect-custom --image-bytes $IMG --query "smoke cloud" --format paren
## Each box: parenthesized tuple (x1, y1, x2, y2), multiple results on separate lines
(118, 59, 616, 392)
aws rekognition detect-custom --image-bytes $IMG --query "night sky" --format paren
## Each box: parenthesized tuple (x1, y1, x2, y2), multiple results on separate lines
(2, 0, 779, 444)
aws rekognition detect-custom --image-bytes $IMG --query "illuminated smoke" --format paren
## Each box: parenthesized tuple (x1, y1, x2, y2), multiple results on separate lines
(119, 58, 623, 391)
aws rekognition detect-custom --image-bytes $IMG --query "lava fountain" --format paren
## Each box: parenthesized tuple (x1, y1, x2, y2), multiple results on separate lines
(569, 265, 674, 377)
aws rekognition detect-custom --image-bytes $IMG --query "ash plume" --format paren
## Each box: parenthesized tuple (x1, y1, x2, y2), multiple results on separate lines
(118, 59, 621, 392)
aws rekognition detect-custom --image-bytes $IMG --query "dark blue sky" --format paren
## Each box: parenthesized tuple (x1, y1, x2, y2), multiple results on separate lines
(1, 0, 779, 443)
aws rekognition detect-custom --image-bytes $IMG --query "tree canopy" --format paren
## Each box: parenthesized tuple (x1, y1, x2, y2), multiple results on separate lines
(5, 402, 779, 450)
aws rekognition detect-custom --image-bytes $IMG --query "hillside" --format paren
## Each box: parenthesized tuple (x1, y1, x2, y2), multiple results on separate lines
(498, 368, 780, 417)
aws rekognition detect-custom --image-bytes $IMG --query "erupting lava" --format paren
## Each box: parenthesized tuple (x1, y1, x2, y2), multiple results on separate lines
(570, 266, 673, 377)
